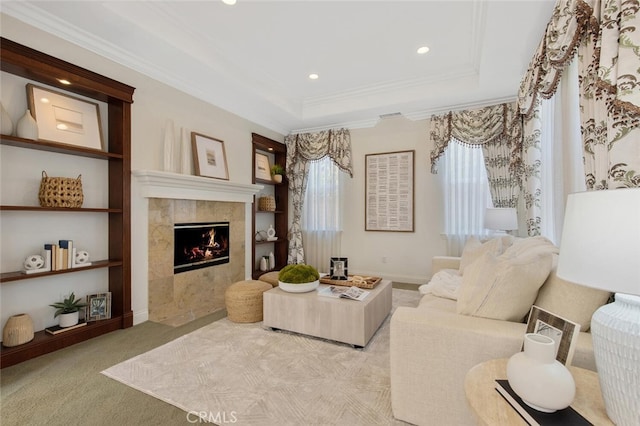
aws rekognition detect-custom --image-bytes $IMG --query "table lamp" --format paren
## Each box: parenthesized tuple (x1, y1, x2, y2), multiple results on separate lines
(484, 207, 518, 234)
(556, 188, 640, 426)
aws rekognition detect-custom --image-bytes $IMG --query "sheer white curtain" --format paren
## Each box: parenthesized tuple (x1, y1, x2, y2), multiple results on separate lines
(539, 58, 585, 244)
(302, 156, 344, 273)
(438, 139, 493, 255)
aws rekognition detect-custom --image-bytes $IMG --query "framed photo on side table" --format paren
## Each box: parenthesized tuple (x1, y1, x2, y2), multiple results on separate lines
(525, 305, 581, 366)
(191, 132, 229, 180)
(86, 292, 112, 321)
(255, 152, 272, 181)
(27, 83, 104, 150)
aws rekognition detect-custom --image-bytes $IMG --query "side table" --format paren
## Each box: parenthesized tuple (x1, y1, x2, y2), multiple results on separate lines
(464, 358, 613, 426)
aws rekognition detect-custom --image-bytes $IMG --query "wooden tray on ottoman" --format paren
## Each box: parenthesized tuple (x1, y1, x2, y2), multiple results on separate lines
(319, 275, 381, 289)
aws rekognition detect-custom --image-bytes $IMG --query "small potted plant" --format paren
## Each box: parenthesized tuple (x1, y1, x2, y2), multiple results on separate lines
(278, 264, 321, 293)
(49, 292, 87, 328)
(270, 164, 285, 184)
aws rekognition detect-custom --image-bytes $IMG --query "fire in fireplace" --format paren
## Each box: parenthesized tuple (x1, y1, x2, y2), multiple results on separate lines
(174, 222, 230, 273)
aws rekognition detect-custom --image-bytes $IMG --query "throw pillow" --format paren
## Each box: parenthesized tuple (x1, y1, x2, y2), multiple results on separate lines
(534, 262, 611, 331)
(501, 236, 558, 259)
(457, 251, 553, 322)
(459, 237, 502, 274)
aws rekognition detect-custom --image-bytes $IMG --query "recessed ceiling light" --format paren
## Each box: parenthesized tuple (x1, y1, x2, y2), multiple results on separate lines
(309, 73, 319, 80)
(417, 46, 430, 55)
(222, 0, 236, 5)
(58, 79, 71, 85)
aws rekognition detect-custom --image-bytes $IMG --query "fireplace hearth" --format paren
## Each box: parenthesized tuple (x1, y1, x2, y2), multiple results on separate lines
(174, 222, 230, 273)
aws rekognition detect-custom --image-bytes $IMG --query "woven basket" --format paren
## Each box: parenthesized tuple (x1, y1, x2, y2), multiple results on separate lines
(258, 195, 276, 211)
(38, 171, 84, 208)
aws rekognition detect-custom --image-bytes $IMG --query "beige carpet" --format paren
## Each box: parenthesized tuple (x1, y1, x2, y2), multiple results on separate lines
(102, 288, 420, 425)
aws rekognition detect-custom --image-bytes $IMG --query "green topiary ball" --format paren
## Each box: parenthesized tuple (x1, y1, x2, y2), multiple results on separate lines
(278, 264, 320, 284)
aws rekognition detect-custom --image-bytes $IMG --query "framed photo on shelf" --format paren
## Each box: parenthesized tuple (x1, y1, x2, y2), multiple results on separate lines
(27, 83, 104, 150)
(330, 257, 348, 280)
(86, 292, 112, 321)
(365, 150, 415, 232)
(191, 132, 229, 180)
(255, 152, 272, 181)
(524, 305, 581, 366)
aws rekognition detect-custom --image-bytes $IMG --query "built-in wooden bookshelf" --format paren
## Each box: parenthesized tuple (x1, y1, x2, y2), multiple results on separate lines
(0, 37, 134, 368)
(251, 133, 288, 279)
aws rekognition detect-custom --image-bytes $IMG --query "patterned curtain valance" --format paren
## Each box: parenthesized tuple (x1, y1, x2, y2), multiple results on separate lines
(518, 0, 592, 118)
(430, 102, 521, 173)
(285, 128, 353, 177)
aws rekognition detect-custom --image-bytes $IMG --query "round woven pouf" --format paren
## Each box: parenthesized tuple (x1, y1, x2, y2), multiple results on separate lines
(258, 271, 280, 287)
(225, 280, 272, 323)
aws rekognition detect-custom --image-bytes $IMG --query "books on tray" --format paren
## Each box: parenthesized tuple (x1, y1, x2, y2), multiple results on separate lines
(318, 285, 370, 301)
(494, 379, 590, 426)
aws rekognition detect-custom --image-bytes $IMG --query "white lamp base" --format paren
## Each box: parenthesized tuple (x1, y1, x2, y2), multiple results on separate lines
(591, 293, 640, 426)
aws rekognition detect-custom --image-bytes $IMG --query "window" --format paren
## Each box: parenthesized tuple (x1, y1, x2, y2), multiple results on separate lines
(438, 139, 493, 255)
(302, 156, 344, 271)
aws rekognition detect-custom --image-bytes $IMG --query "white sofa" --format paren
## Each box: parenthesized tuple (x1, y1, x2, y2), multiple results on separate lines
(389, 237, 611, 426)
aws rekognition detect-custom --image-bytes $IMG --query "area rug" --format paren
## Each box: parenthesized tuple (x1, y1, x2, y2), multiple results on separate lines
(102, 288, 420, 425)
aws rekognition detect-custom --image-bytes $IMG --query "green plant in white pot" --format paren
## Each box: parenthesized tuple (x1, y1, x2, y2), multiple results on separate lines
(270, 164, 285, 184)
(278, 264, 320, 293)
(49, 292, 86, 328)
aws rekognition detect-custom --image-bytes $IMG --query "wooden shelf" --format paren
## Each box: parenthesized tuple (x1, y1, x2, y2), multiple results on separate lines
(255, 177, 287, 186)
(252, 133, 288, 276)
(0, 260, 122, 283)
(0, 316, 125, 368)
(1, 134, 124, 159)
(0, 37, 134, 367)
(0, 205, 123, 213)
(255, 239, 288, 246)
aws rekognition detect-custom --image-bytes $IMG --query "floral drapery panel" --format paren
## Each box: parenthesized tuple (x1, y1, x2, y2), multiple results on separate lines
(285, 129, 353, 264)
(430, 102, 521, 208)
(516, 0, 640, 237)
(519, 0, 639, 195)
(578, 0, 640, 189)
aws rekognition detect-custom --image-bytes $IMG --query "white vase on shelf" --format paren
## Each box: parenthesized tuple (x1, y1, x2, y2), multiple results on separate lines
(163, 119, 175, 172)
(1, 102, 13, 135)
(269, 251, 275, 270)
(180, 127, 190, 174)
(260, 256, 268, 272)
(16, 109, 38, 139)
(506, 333, 575, 413)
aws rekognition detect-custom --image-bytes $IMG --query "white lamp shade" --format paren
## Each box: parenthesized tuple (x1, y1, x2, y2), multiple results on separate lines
(484, 208, 518, 231)
(557, 188, 640, 296)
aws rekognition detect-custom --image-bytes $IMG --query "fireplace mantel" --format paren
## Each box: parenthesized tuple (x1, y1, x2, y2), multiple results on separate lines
(131, 169, 264, 326)
(132, 169, 263, 202)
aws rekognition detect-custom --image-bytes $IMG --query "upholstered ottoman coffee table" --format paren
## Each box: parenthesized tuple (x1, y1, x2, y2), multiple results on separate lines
(263, 279, 392, 347)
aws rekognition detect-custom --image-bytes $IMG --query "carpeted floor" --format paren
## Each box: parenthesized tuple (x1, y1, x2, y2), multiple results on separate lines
(1, 286, 420, 425)
(102, 289, 420, 425)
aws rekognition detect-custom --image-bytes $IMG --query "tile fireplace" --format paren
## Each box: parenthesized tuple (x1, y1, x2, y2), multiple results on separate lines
(133, 170, 262, 326)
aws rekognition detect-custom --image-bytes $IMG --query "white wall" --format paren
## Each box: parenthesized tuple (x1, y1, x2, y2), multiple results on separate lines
(342, 116, 446, 284)
(1, 14, 449, 333)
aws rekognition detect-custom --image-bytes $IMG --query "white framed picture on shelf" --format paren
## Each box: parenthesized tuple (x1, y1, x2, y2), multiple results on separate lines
(255, 152, 272, 181)
(27, 83, 104, 150)
(191, 132, 229, 180)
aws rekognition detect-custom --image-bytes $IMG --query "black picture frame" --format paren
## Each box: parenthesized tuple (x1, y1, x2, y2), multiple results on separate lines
(330, 257, 348, 280)
(86, 292, 112, 321)
(524, 305, 581, 366)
